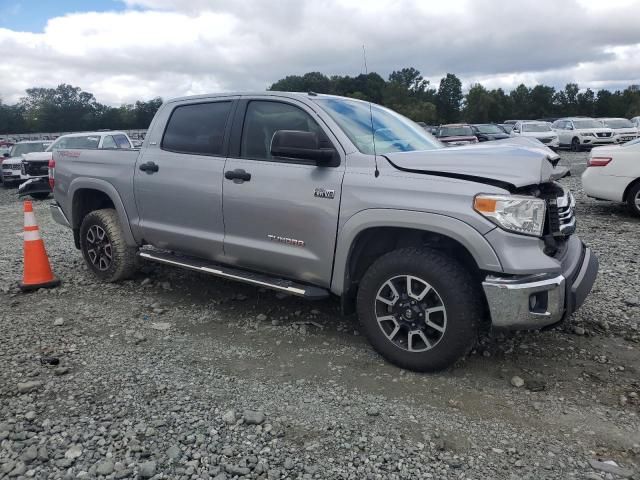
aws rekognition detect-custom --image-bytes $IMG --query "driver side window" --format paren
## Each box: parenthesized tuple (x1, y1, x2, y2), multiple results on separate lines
(240, 101, 325, 161)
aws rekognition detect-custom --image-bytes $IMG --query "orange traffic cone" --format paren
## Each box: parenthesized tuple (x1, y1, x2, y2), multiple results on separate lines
(19, 201, 60, 291)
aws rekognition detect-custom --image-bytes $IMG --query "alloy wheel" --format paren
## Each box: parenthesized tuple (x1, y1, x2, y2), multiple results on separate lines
(374, 275, 448, 352)
(85, 225, 112, 271)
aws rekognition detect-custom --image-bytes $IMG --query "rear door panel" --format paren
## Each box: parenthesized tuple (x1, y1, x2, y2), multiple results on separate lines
(133, 98, 237, 262)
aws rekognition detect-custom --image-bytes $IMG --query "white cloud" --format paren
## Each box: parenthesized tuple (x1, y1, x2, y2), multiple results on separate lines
(0, 0, 639, 105)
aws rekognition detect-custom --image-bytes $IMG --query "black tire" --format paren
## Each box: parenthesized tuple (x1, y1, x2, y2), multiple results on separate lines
(30, 192, 49, 200)
(356, 247, 483, 372)
(79, 209, 138, 282)
(570, 137, 581, 152)
(626, 182, 640, 217)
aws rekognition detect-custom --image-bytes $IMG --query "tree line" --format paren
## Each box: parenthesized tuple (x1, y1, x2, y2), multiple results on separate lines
(269, 68, 640, 124)
(2, 71, 640, 134)
(0, 84, 162, 134)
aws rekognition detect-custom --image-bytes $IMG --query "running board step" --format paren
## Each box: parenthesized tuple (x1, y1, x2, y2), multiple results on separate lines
(138, 249, 330, 300)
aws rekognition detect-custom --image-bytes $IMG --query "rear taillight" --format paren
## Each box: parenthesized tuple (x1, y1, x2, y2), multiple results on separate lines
(588, 157, 612, 167)
(48, 159, 55, 189)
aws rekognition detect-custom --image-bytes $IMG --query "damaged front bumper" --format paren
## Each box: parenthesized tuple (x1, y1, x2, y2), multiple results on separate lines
(17, 177, 51, 197)
(482, 240, 598, 330)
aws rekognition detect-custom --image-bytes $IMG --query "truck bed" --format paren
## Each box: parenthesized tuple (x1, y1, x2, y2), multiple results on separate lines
(53, 148, 141, 227)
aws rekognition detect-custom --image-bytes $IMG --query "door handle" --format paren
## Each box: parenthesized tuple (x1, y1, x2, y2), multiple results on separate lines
(225, 169, 251, 183)
(139, 161, 159, 173)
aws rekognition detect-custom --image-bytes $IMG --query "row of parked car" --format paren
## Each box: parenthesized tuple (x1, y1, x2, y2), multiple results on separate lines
(1, 131, 135, 199)
(421, 116, 640, 150)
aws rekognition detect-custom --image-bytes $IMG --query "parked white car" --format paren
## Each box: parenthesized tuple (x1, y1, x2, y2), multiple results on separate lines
(552, 117, 616, 151)
(597, 118, 639, 144)
(510, 121, 559, 149)
(582, 138, 640, 217)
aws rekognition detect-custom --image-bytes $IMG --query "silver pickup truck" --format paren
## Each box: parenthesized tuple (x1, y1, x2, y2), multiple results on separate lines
(50, 92, 598, 371)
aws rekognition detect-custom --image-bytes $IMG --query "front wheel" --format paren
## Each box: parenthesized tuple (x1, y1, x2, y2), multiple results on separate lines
(570, 137, 581, 152)
(356, 248, 483, 372)
(627, 182, 640, 217)
(79, 209, 138, 282)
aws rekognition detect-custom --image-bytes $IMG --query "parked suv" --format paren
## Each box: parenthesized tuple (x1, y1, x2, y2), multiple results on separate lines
(50, 93, 598, 372)
(2, 140, 51, 186)
(435, 124, 478, 146)
(552, 117, 616, 151)
(597, 118, 639, 144)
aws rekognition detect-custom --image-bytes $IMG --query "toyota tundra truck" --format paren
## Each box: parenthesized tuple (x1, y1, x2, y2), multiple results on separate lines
(49, 92, 598, 371)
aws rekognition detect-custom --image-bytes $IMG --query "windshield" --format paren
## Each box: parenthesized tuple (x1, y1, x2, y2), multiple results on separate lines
(523, 123, 552, 132)
(313, 98, 441, 154)
(438, 126, 473, 137)
(9, 142, 47, 157)
(573, 119, 603, 129)
(602, 118, 633, 129)
(474, 124, 503, 134)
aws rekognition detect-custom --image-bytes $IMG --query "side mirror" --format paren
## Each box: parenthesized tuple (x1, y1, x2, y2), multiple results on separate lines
(3, 153, 9, 158)
(271, 130, 336, 166)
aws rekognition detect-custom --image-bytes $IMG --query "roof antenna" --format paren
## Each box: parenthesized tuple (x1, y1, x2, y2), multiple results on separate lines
(363, 45, 379, 178)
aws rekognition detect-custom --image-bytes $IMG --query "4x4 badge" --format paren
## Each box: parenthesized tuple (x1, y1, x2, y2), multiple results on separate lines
(314, 188, 335, 199)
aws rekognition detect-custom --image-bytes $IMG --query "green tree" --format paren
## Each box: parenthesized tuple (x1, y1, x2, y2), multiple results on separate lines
(509, 84, 531, 119)
(528, 85, 555, 118)
(436, 73, 463, 123)
(464, 83, 494, 123)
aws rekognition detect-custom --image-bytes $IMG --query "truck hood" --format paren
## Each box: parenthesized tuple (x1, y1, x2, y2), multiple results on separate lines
(383, 137, 564, 191)
(22, 151, 53, 162)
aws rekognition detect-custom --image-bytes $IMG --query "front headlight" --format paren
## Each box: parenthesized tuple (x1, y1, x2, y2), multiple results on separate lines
(581, 132, 594, 137)
(474, 194, 546, 237)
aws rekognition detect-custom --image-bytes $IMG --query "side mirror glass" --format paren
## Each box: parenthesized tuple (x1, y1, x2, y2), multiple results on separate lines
(271, 130, 336, 166)
(3, 153, 9, 158)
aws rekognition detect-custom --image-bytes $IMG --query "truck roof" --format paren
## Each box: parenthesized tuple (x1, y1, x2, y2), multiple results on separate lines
(59, 131, 129, 138)
(164, 91, 366, 105)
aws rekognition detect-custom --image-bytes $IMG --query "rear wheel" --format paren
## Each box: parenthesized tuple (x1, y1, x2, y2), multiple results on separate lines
(570, 137, 581, 152)
(627, 182, 640, 217)
(356, 247, 483, 372)
(79, 209, 138, 282)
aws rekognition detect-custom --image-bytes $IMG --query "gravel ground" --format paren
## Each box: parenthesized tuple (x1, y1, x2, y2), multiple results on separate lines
(1, 151, 639, 480)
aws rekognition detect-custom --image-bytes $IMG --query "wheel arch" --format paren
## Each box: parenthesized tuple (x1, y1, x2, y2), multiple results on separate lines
(623, 177, 640, 203)
(68, 178, 137, 249)
(331, 209, 502, 313)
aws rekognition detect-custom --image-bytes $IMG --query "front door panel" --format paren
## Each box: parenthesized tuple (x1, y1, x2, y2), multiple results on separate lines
(222, 99, 345, 287)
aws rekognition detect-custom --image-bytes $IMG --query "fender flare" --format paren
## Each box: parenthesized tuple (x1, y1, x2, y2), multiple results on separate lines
(68, 177, 137, 247)
(330, 209, 502, 295)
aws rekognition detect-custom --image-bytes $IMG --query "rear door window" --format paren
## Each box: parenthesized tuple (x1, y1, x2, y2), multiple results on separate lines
(113, 134, 131, 149)
(162, 101, 232, 156)
(101, 136, 117, 149)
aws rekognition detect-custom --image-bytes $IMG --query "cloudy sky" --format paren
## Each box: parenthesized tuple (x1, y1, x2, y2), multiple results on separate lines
(1, 0, 639, 105)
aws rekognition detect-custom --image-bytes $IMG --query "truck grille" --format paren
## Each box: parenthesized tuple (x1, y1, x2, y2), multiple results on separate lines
(2, 163, 13, 170)
(547, 189, 576, 237)
(596, 132, 612, 138)
(535, 183, 576, 238)
(24, 161, 49, 177)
